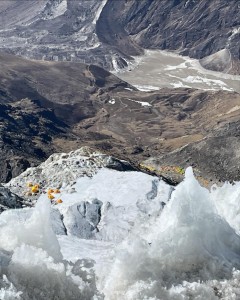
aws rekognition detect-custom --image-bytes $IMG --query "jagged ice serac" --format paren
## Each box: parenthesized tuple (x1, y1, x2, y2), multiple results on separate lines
(1, 167, 240, 299)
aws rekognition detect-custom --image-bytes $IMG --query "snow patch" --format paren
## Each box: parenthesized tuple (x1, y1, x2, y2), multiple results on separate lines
(111, 57, 119, 72)
(226, 105, 240, 114)
(44, 169, 165, 242)
(125, 98, 152, 107)
(227, 27, 240, 47)
(44, 0, 68, 20)
(92, 0, 108, 25)
(134, 85, 160, 92)
(184, 75, 230, 87)
(0, 197, 101, 299)
(108, 99, 115, 104)
(168, 74, 234, 91)
(0, 197, 61, 260)
(164, 62, 188, 71)
(170, 81, 191, 88)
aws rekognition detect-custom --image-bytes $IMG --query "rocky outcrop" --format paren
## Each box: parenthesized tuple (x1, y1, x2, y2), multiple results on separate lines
(5, 147, 137, 200)
(199, 49, 233, 73)
(6, 148, 172, 243)
(0, 185, 25, 212)
(61, 200, 103, 238)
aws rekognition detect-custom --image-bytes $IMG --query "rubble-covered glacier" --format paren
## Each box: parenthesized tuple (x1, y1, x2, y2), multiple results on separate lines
(1, 148, 240, 299)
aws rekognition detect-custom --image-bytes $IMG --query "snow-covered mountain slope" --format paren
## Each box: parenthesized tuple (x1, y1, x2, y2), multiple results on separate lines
(1, 0, 239, 74)
(2, 149, 240, 299)
(0, 0, 129, 70)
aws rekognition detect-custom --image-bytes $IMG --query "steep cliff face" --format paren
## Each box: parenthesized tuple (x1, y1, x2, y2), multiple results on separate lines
(0, 0, 239, 73)
(96, 0, 240, 73)
(97, 0, 240, 73)
(0, 98, 68, 182)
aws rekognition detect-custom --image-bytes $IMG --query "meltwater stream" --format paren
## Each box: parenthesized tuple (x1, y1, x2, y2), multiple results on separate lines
(1, 167, 240, 299)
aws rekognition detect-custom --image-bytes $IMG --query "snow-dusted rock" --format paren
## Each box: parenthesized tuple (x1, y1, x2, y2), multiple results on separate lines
(47, 168, 172, 242)
(5, 147, 135, 203)
(5, 147, 170, 242)
(59, 200, 102, 239)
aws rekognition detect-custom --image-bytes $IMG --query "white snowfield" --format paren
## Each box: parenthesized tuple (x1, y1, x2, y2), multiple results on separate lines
(43, 0, 68, 20)
(1, 149, 240, 299)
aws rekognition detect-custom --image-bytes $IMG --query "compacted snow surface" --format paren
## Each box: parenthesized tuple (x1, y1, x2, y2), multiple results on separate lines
(1, 156, 240, 299)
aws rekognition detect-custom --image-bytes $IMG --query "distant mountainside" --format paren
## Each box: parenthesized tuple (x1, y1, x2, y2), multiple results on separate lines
(0, 0, 239, 73)
(97, 0, 240, 74)
(0, 53, 240, 183)
(0, 0, 131, 70)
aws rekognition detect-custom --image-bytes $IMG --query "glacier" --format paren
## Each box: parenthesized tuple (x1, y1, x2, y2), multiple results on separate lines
(1, 149, 240, 299)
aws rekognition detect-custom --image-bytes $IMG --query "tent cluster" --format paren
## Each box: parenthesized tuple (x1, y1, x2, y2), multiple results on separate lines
(25, 182, 40, 196)
(25, 183, 63, 204)
(47, 189, 63, 204)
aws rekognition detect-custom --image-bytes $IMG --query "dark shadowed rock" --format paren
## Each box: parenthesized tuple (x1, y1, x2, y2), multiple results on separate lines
(0, 185, 25, 212)
(105, 157, 137, 172)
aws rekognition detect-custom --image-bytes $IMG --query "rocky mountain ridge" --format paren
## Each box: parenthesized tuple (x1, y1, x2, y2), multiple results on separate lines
(5, 147, 137, 203)
(0, 0, 239, 73)
(0, 53, 239, 183)
(97, 0, 240, 74)
(0, 0, 130, 70)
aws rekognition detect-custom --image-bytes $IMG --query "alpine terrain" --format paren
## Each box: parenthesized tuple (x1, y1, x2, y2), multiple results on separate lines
(0, 0, 240, 299)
